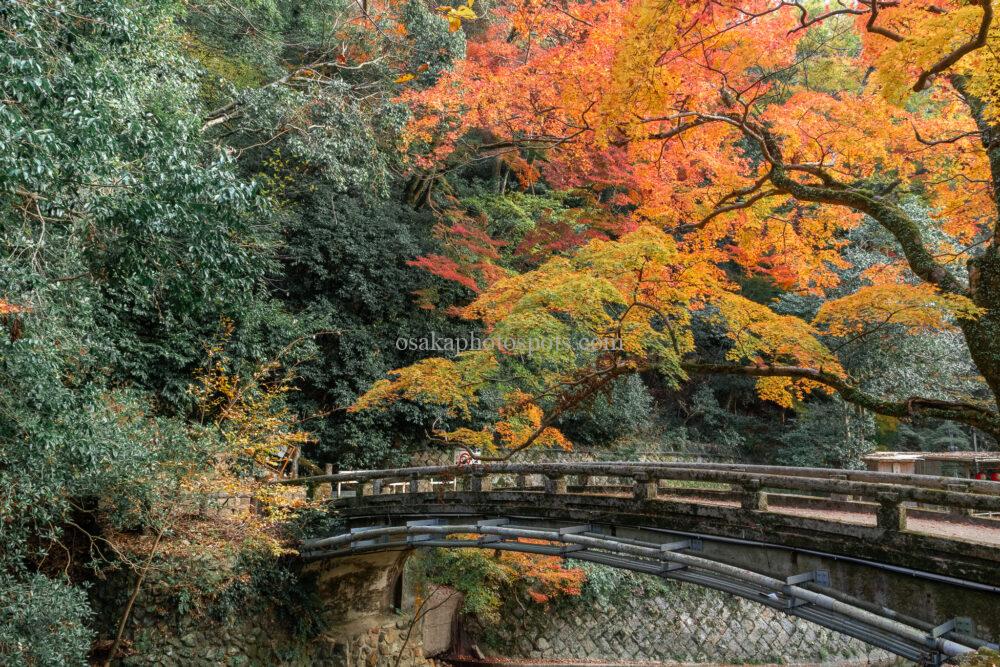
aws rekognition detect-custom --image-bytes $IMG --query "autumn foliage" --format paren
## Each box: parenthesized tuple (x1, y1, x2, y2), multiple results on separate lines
(413, 538, 586, 621)
(353, 0, 1000, 452)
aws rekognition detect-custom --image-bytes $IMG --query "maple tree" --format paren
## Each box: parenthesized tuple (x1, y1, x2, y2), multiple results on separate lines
(413, 539, 586, 622)
(353, 0, 1000, 453)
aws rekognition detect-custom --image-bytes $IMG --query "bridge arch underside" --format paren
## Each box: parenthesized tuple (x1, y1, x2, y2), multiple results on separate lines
(308, 492, 1000, 665)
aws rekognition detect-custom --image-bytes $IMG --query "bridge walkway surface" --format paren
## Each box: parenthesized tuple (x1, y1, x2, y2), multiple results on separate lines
(279, 462, 1000, 666)
(606, 490, 1000, 546)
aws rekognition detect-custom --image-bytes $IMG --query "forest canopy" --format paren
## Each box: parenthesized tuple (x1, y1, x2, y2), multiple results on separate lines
(1, 0, 998, 662)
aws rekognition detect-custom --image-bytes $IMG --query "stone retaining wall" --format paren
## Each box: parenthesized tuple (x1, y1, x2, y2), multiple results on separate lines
(468, 572, 894, 665)
(90, 551, 442, 666)
(93, 582, 434, 666)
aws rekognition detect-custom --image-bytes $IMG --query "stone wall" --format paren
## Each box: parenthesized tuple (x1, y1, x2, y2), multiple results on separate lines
(467, 574, 894, 665)
(90, 552, 445, 667)
(100, 606, 432, 667)
(92, 547, 896, 666)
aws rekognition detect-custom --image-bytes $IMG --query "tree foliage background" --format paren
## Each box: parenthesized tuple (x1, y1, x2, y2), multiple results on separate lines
(2, 0, 997, 661)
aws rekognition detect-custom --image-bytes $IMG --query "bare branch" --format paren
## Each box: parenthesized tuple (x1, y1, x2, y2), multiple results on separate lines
(913, 124, 981, 147)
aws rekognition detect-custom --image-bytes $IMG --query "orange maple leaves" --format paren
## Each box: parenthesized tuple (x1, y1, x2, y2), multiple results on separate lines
(399, 0, 993, 291)
(0, 299, 26, 315)
(500, 539, 586, 603)
(359, 0, 996, 447)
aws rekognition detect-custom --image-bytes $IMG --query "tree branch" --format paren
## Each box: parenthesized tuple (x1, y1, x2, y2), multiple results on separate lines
(201, 57, 387, 132)
(912, 125, 981, 147)
(913, 0, 993, 91)
(768, 164, 967, 294)
(657, 113, 965, 295)
(682, 362, 1000, 435)
(694, 188, 782, 228)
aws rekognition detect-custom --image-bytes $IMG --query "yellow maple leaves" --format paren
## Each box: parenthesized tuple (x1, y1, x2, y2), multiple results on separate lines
(813, 283, 983, 336)
(351, 213, 989, 434)
(711, 292, 843, 407)
(354, 223, 842, 442)
(351, 225, 703, 453)
(349, 352, 499, 419)
(438, 0, 477, 32)
(964, 16, 1000, 122)
(440, 392, 572, 455)
(871, 3, 990, 102)
(714, 293, 839, 370)
(192, 353, 310, 474)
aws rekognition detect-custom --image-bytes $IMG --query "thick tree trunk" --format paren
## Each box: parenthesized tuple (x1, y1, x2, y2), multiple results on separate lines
(961, 251, 1000, 409)
(957, 76, 1000, 408)
(954, 76, 1000, 219)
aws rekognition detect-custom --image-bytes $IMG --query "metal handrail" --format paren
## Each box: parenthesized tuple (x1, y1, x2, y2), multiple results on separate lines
(302, 522, 978, 661)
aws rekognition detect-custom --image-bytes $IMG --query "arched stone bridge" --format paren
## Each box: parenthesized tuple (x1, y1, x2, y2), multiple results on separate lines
(281, 462, 1000, 665)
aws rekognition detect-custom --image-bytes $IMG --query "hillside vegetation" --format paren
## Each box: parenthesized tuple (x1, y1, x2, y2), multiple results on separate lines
(2, 0, 998, 662)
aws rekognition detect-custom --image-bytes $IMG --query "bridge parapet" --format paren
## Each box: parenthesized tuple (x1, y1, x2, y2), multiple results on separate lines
(283, 461, 1000, 527)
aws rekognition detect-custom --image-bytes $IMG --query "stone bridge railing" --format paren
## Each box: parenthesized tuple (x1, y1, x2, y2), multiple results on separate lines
(283, 461, 1000, 531)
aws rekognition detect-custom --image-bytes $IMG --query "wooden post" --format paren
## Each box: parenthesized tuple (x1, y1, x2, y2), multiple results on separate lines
(738, 479, 768, 511)
(876, 492, 907, 531)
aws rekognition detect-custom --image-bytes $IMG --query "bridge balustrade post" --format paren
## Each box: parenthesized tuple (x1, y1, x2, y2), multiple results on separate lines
(876, 492, 907, 532)
(576, 474, 591, 490)
(515, 474, 527, 490)
(408, 474, 432, 493)
(318, 463, 333, 500)
(351, 480, 366, 506)
(831, 473, 852, 501)
(944, 483, 973, 516)
(737, 479, 768, 511)
(545, 475, 567, 494)
(633, 474, 658, 501)
(471, 473, 492, 493)
(373, 479, 383, 495)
